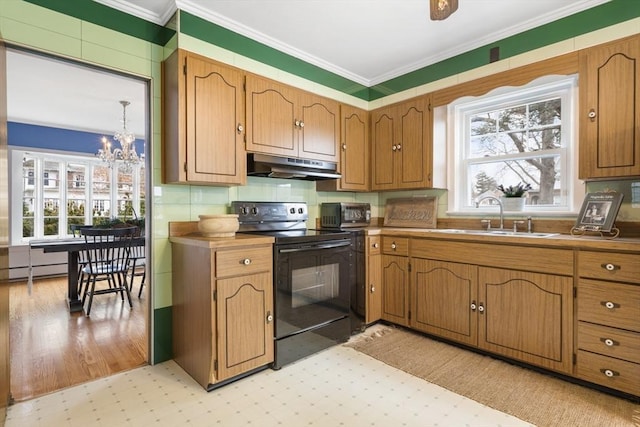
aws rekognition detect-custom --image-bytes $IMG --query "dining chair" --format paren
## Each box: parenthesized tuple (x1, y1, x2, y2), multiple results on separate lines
(80, 226, 136, 315)
(70, 224, 94, 298)
(128, 242, 146, 298)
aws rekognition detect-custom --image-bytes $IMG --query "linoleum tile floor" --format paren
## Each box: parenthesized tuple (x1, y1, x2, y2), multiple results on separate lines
(6, 326, 532, 427)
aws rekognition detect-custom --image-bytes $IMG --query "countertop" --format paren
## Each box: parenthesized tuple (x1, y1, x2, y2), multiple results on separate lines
(169, 233, 275, 249)
(365, 227, 640, 252)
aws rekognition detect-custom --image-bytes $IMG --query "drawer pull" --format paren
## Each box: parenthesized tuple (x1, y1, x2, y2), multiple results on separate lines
(600, 338, 619, 347)
(601, 301, 620, 310)
(391, 242, 397, 250)
(373, 243, 379, 249)
(600, 368, 620, 378)
(601, 263, 621, 271)
(242, 258, 252, 265)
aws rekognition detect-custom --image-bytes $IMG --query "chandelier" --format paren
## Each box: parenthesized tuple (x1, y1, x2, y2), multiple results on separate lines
(430, 0, 458, 20)
(98, 100, 139, 171)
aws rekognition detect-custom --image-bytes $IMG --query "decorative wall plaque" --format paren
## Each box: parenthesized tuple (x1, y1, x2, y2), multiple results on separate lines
(383, 197, 437, 228)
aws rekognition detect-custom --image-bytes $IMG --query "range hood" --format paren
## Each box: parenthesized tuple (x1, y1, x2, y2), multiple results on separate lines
(247, 153, 341, 180)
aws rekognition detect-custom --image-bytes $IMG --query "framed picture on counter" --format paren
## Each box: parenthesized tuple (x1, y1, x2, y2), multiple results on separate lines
(574, 192, 623, 232)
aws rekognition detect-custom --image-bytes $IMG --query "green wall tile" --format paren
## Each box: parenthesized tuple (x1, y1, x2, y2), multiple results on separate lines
(24, 0, 175, 45)
(0, 16, 82, 58)
(81, 41, 151, 76)
(153, 306, 172, 363)
(2, 0, 81, 38)
(81, 21, 152, 60)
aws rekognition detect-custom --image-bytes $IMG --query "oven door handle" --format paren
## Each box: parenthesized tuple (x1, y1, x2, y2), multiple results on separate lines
(278, 240, 351, 253)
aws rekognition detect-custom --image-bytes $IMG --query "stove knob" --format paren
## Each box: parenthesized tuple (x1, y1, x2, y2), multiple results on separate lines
(251, 207, 258, 215)
(298, 208, 304, 214)
(240, 207, 248, 215)
(290, 207, 296, 214)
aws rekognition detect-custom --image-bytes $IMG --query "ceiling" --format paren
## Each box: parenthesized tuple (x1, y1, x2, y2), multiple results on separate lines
(6, 0, 611, 137)
(98, 0, 610, 86)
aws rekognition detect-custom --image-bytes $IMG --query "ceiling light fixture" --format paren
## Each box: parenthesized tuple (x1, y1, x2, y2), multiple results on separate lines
(98, 100, 139, 171)
(430, 0, 458, 20)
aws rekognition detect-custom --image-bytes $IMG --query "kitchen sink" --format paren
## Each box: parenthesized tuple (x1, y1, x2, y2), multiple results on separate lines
(427, 229, 559, 238)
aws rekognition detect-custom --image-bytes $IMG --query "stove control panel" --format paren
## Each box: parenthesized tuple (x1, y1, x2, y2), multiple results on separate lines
(231, 201, 308, 224)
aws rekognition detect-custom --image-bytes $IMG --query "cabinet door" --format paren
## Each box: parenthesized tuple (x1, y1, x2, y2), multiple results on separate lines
(298, 92, 340, 162)
(318, 104, 369, 191)
(366, 236, 382, 323)
(186, 54, 246, 185)
(411, 259, 478, 346)
(579, 35, 640, 179)
(245, 74, 298, 157)
(395, 97, 432, 189)
(163, 50, 245, 186)
(371, 106, 396, 190)
(216, 272, 274, 381)
(381, 254, 409, 326)
(478, 267, 573, 374)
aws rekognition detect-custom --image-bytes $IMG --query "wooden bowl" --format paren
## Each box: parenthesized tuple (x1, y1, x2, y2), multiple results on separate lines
(198, 214, 239, 237)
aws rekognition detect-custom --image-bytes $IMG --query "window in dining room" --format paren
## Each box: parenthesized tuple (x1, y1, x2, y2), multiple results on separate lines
(10, 150, 145, 244)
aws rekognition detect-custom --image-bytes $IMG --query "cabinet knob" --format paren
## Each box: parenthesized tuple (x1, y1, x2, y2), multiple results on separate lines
(299, 120, 304, 128)
(294, 119, 300, 128)
(237, 123, 244, 133)
(373, 243, 379, 249)
(601, 263, 620, 271)
(342, 144, 347, 150)
(470, 301, 477, 311)
(370, 285, 376, 293)
(601, 300, 620, 310)
(392, 145, 397, 151)
(478, 303, 485, 313)
(242, 258, 252, 265)
(588, 109, 597, 121)
(396, 144, 401, 151)
(600, 337, 618, 347)
(391, 242, 397, 250)
(600, 368, 619, 378)
(266, 311, 273, 323)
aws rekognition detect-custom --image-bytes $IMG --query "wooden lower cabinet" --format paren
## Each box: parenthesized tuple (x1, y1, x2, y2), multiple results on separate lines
(575, 250, 640, 396)
(381, 254, 409, 326)
(477, 267, 573, 374)
(172, 241, 274, 390)
(365, 236, 382, 324)
(411, 259, 478, 347)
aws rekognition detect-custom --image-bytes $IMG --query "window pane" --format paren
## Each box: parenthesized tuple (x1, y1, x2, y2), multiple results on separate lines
(469, 155, 561, 207)
(67, 162, 87, 232)
(93, 165, 111, 222)
(117, 168, 134, 220)
(43, 161, 60, 236)
(22, 199, 34, 238)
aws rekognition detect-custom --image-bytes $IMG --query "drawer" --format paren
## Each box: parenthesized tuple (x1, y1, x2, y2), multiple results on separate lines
(578, 251, 640, 284)
(577, 279, 640, 332)
(215, 247, 272, 278)
(367, 236, 381, 256)
(577, 321, 640, 364)
(576, 350, 640, 396)
(382, 237, 408, 256)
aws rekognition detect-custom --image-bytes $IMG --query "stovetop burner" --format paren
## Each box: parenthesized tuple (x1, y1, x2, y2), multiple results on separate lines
(230, 201, 350, 244)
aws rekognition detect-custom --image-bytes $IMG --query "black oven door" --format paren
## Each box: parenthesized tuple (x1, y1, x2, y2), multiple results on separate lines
(273, 238, 352, 339)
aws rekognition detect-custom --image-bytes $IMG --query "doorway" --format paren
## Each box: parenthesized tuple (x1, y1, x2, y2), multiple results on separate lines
(5, 47, 151, 401)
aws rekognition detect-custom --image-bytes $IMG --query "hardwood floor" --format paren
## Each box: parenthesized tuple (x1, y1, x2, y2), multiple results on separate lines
(9, 275, 148, 402)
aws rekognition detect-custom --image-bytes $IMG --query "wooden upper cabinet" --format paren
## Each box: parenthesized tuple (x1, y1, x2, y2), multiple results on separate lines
(163, 49, 246, 186)
(245, 74, 339, 162)
(579, 35, 640, 179)
(317, 104, 369, 192)
(371, 96, 432, 190)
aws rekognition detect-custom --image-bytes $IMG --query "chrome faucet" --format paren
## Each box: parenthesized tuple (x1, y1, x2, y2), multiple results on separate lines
(475, 196, 504, 230)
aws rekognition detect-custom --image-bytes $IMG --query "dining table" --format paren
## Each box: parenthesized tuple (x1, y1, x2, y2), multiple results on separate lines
(28, 237, 145, 313)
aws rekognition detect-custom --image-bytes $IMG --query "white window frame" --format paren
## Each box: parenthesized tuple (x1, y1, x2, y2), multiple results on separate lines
(445, 75, 584, 215)
(10, 148, 144, 244)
